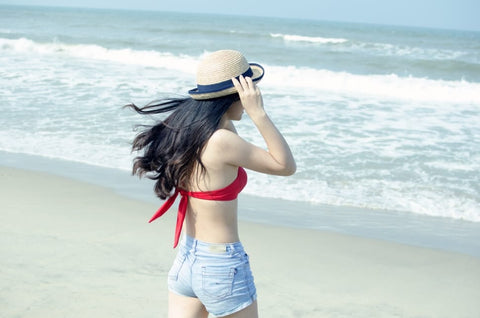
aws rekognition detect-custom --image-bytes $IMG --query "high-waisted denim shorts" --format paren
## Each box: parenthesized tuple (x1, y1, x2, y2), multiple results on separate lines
(168, 235, 257, 317)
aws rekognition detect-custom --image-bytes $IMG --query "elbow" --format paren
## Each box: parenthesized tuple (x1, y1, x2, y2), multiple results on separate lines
(287, 162, 297, 176)
(280, 161, 296, 176)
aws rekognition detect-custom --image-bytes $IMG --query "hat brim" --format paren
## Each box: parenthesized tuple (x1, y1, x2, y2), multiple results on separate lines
(189, 63, 264, 100)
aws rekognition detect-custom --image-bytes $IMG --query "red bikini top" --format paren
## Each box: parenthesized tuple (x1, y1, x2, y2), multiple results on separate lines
(148, 167, 248, 248)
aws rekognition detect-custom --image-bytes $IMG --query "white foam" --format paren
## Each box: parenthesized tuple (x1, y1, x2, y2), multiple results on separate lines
(2, 37, 479, 105)
(271, 34, 469, 61)
(1, 36, 479, 223)
(270, 33, 348, 44)
(425, 161, 476, 172)
(0, 37, 197, 75)
(243, 171, 480, 222)
(348, 41, 468, 61)
(262, 66, 480, 104)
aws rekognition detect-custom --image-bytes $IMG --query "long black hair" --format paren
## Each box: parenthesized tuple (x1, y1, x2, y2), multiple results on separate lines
(125, 94, 239, 200)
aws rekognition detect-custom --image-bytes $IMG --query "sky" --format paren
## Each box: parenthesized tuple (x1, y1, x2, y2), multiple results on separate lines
(1, 0, 479, 32)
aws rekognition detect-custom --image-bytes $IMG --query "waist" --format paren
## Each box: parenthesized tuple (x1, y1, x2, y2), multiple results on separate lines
(181, 235, 244, 255)
(185, 202, 239, 243)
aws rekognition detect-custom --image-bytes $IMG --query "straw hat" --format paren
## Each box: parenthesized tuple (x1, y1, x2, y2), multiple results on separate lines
(189, 50, 264, 100)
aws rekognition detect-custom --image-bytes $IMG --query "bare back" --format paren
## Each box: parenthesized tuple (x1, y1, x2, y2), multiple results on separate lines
(184, 125, 242, 243)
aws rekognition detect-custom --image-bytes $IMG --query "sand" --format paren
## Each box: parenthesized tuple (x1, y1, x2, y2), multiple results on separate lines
(1, 166, 479, 318)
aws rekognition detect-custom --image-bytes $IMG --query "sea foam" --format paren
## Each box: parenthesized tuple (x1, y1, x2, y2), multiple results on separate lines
(263, 66, 480, 104)
(0, 37, 197, 75)
(2, 37, 479, 105)
(1, 35, 479, 223)
(270, 33, 348, 44)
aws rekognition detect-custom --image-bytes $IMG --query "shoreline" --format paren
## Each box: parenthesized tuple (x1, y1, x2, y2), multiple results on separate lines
(1, 150, 479, 258)
(1, 165, 479, 317)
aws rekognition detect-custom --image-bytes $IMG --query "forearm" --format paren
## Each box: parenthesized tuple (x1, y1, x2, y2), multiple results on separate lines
(250, 110, 296, 175)
(232, 75, 296, 175)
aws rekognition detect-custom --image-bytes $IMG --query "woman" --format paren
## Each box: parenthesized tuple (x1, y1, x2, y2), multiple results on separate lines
(126, 50, 296, 318)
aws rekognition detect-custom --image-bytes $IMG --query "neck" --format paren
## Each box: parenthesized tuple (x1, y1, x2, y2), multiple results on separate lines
(219, 118, 237, 133)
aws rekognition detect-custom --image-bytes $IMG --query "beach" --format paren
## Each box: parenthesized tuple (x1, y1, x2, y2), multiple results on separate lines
(1, 5, 480, 318)
(2, 165, 479, 318)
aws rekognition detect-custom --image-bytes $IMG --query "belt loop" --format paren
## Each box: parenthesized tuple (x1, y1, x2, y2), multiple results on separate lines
(187, 236, 196, 255)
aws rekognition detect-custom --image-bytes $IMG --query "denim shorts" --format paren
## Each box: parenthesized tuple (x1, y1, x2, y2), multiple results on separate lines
(168, 235, 257, 317)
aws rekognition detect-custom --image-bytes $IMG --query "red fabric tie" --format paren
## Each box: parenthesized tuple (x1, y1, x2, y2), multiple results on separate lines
(148, 167, 247, 248)
(148, 190, 189, 248)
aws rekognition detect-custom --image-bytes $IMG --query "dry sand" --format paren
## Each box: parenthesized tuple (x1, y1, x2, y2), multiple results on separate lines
(1, 166, 479, 317)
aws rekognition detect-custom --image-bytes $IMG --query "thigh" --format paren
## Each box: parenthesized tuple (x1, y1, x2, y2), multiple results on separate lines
(223, 300, 258, 318)
(168, 291, 208, 318)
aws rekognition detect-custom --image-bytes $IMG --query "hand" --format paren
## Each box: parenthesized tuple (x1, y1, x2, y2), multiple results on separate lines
(231, 75, 265, 118)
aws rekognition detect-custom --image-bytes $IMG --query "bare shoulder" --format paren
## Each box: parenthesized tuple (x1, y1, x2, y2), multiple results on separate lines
(208, 128, 240, 148)
(201, 129, 239, 166)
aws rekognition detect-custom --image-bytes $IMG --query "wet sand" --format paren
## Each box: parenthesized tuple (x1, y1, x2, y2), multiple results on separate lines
(1, 166, 479, 317)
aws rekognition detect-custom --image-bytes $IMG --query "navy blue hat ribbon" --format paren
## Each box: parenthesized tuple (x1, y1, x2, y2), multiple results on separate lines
(189, 66, 256, 95)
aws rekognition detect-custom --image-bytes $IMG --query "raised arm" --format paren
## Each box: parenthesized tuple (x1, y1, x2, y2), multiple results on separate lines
(211, 75, 296, 176)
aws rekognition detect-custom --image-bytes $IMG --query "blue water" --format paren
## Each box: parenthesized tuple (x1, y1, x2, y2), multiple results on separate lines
(1, 5, 480, 249)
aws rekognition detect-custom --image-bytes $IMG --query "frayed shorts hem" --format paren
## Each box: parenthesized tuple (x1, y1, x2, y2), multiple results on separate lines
(168, 289, 257, 317)
(212, 294, 257, 317)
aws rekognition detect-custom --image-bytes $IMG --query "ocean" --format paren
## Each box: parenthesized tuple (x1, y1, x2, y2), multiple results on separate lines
(1, 5, 479, 255)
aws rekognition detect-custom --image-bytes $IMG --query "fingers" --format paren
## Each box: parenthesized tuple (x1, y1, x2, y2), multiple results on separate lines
(240, 75, 254, 90)
(232, 75, 264, 115)
(239, 75, 249, 89)
(232, 75, 255, 94)
(245, 76, 254, 89)
(232, 76, 243, 93)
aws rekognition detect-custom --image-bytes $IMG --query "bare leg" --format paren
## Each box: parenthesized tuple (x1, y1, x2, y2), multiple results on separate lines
(223, 300, 258, 318)
(168, 292, 208, 318)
